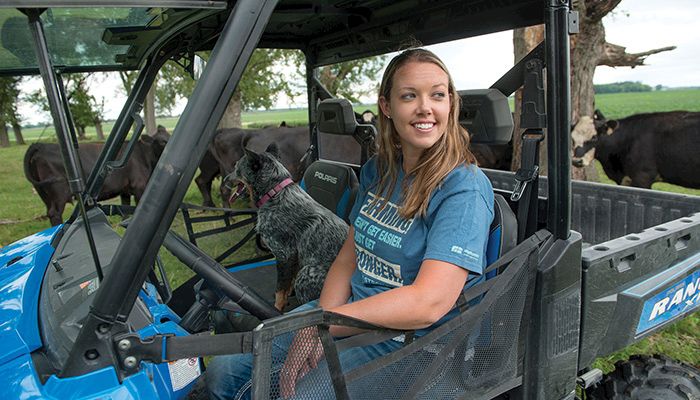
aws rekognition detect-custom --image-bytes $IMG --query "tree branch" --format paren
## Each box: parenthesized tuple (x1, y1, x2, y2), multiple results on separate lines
(583, 0, 621, 22)
(598, 42, 676, 68)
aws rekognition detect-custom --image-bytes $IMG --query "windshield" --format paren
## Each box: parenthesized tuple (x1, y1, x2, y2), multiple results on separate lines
(0, 6, 221, 76)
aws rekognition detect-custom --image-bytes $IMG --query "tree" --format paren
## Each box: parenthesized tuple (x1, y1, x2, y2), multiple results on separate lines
(510, 1, 675, 180)
(287, 52, 387, 104)
(0, 76, 23, 147)
(128, 49, 386, 132)
(569, 0, 674, 181)
(314, 57, 386, 103)
(26, 73, 104, 141)
(218, 49, 297, 129)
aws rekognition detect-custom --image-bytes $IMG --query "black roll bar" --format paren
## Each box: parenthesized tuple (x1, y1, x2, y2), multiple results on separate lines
(24, 9, 84, 195)
(23, 8, 105, 280)
(545, 0, 572, 241)
(61, 0, 280, 379)
(305, 51, 322, 162)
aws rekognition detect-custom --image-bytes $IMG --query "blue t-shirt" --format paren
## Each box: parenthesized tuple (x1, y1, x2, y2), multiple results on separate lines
(348, 157, 494, 332)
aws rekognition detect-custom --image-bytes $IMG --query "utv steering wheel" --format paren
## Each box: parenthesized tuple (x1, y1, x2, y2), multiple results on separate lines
(163, 230, 280, 322)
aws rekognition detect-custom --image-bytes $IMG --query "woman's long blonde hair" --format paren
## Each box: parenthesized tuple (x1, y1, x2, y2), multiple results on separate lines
(373, 48, 476, 219)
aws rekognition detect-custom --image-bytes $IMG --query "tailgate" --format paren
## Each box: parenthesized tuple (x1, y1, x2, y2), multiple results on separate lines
(578, 213, 700, 369)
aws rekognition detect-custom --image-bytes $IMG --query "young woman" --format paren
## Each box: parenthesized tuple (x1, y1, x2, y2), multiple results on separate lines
(207, 48, 494, 400)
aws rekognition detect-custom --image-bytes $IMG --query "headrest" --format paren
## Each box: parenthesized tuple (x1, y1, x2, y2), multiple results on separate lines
(459, 89, 514, 145)
(301, 160, 359, 222)
(317, 98, 357, 135)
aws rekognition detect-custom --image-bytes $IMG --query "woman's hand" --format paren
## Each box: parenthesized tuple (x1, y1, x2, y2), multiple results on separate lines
(279, 327, 325, 398)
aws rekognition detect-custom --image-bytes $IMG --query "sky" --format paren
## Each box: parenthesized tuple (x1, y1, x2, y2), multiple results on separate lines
(17, 0, 700, 125)
(428, 0, 700, 92)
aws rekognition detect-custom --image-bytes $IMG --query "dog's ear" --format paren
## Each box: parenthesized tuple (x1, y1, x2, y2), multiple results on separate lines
(265, 142, 281, 160)
(244, 147, 262, 170)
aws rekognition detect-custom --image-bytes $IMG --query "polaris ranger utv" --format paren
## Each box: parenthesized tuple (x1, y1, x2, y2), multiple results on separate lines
(0, 1, 698, 399)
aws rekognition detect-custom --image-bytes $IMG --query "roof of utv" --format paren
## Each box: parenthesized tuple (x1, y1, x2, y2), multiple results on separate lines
(0, 0, 542, 76)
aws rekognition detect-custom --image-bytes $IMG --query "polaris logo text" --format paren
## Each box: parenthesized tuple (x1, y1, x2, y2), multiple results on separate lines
(314, 171, 338, 184)
(649, 276, 700, 321)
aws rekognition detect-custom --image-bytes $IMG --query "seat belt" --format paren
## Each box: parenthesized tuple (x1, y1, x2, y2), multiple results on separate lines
(511, 130, 544, 243)
(510, 54, 546, 244)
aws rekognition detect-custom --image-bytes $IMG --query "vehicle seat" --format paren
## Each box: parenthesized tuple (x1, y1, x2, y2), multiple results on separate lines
(300, 160, 359, 224)
(485, 193, 517, 278)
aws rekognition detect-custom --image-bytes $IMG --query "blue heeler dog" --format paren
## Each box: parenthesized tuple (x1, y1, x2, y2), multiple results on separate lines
(227, 144, 348, 311)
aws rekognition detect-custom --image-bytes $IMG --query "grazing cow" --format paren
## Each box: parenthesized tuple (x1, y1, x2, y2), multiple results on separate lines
(572, 110, 700, 188)
(24, 136, 166, 226)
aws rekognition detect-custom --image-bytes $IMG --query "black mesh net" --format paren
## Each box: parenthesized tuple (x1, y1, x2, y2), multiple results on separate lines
(345, 257, 531, 400)
(266, 328, 336, 400)
(248, 246, 536, 400)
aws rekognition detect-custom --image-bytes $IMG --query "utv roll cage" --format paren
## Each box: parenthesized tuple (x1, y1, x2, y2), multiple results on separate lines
(2, 1, 582, 398)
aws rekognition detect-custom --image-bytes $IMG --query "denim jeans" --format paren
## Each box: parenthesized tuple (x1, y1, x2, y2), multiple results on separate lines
(206, 301, 402, 400)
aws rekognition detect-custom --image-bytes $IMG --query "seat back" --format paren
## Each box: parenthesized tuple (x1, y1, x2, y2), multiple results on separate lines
(300, 160, 359, 223)
(485, 193, 518, 278)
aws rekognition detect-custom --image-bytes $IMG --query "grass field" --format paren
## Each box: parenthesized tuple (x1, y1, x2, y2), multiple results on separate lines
(1, 90, 699, 374)
(15, 104, 378, 142)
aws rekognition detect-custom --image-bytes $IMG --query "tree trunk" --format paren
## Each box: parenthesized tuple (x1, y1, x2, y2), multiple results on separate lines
(94, 118, 105, 140)
(12, 121, 24, 145)
(218, 89, 242, 129)
(0, 123, 9, 147)
(569, 1, 611, 182)
(77, 125, 86, 140)
(144, 84, 157, 135)
(511, 25, 545, 174)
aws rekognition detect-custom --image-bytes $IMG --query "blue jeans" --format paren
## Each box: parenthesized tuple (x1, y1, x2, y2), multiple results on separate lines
(206, 301, 402, 400)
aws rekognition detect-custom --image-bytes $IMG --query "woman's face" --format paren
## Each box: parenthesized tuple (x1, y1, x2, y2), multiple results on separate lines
(379, 61, 451, 160)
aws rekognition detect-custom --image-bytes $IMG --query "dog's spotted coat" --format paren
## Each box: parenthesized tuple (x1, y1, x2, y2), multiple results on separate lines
(230, 144, 348, 310)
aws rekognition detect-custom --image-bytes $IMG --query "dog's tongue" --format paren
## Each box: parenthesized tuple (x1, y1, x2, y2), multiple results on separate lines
(228, 182, 246, 204)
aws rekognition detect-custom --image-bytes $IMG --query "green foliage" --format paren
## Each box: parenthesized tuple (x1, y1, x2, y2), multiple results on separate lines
(118, 61, 197, 115)
(0, 76, 21, 125)
(24, 73, 103, 133)
(290, 53, 387, 103)
(594, 81, 652, 94)
(154, 61, 197, 114)
(236, 49, 298, 111)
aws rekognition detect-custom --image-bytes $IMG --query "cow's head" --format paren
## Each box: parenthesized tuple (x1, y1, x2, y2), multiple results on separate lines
(152, 129, 170, 159)
(139, 129, 170, 169)
(571, 110, 618, 167)
(354, 109, 377, 126)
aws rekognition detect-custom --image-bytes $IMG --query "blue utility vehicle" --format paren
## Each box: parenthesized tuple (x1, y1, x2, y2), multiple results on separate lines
(0, 1, 698, 399)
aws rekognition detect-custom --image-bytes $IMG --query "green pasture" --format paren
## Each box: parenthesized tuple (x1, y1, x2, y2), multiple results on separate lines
(1, 90, 698, 373)
(16, 104, 378, 142)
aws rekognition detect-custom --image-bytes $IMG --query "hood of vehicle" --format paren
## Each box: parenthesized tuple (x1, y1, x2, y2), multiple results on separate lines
(0, 226, 61, 364)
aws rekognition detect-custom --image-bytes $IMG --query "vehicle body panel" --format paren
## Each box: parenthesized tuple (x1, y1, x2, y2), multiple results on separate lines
(0, 226, 60, 364)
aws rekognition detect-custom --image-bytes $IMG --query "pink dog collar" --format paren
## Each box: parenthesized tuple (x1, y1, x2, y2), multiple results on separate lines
(256, 178, 294, 208)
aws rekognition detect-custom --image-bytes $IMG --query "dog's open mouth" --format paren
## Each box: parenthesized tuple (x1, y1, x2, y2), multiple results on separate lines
(227, 179, 248, 204)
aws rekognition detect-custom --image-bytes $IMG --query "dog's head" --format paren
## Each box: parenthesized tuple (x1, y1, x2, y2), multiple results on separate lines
(226, 143, 291, 203)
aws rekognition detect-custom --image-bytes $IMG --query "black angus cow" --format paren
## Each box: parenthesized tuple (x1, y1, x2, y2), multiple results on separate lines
(196, 149, 221, 207)
(24, 135, 167, 226)
(572, 110, 700, 189)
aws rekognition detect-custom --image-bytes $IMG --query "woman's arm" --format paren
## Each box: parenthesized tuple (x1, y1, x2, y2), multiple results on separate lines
(328, 259, 468, 336)
(318, 226, 357, 309)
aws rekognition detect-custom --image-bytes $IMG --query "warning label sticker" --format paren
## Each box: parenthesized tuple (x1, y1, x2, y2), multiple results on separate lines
(168, 357, 201, 391)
